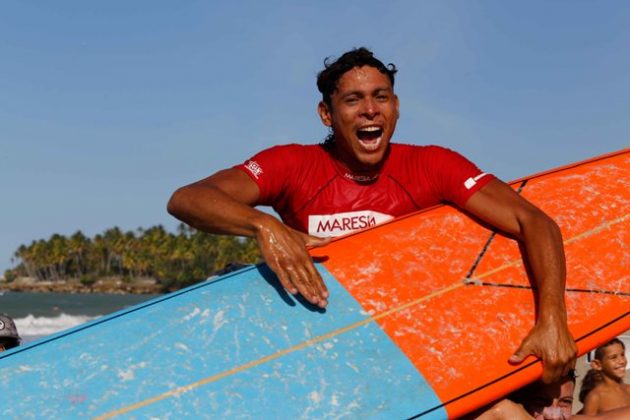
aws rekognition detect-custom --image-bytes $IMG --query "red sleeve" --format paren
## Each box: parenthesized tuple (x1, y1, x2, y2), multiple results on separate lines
(421, 146, 496, 207)
(234, 144, 298, 207)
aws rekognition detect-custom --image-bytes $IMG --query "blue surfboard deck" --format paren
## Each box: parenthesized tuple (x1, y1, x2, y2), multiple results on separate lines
(0, 265, 446, 419)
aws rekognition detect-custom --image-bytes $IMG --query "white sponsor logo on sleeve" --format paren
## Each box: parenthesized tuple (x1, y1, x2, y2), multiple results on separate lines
(464, 172, 489, 190)
(244, 160, 264, 179)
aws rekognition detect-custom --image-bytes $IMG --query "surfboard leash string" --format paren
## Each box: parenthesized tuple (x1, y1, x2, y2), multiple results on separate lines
(464, 213, 630, 295)
(464, 180, 528, 280)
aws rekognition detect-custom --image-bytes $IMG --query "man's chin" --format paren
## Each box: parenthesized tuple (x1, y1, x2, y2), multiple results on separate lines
(355, 154, 385, 169)
(356, 145, 388, 165)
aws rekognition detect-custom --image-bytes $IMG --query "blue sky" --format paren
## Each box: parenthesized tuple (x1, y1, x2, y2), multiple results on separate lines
(1, 1, 629, 273)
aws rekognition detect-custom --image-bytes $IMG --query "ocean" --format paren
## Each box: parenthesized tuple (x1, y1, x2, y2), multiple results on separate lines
(0, 291, 160, 344)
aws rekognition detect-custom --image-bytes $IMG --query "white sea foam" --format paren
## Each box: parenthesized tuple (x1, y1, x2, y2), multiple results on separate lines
(14, 313, 98, 342)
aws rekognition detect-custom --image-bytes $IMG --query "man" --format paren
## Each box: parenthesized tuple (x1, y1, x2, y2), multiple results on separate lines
(0, 314, 21, 352)
(167, 47, 576, 382)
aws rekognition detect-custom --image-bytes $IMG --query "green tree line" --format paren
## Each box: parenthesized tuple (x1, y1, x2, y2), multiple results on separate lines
(4, 224, 261, 290)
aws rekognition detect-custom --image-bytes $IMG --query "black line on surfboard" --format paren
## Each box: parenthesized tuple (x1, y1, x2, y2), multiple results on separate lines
(467, 281, 630, 297)
(464, 180, 528, 280)
(407, 311, 630, 419)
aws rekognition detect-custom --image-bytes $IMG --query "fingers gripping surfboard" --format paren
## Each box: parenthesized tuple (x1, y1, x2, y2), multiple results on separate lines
(1, 149, 628, 418)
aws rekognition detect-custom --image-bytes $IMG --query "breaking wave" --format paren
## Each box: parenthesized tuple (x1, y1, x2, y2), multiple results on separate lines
(13, 313, 98, 343)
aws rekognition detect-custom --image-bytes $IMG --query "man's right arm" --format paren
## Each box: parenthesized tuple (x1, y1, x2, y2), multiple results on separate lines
(168, 168, 267, 236)
(167, 168, 330, 307)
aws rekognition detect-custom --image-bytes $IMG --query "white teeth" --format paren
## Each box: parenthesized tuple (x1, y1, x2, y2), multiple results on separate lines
(360, 126, 381, 132)
(359, 137, 382, 151)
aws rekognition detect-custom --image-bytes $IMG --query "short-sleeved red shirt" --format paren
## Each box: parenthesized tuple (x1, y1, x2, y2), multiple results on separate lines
(236, 143, 495, 238)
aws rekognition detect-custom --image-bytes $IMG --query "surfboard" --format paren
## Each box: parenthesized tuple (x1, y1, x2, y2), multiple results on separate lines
(1, 149, 628, 419)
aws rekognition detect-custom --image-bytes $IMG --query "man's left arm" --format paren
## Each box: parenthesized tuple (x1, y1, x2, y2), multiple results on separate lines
(464, 179, 577, 383)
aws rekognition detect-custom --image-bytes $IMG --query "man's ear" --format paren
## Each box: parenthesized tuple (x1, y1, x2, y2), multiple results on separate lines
(317, 101, 332, 127)
(591, 359, 603, 371)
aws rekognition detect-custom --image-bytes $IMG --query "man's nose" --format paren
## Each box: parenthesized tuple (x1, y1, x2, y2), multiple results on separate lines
(541, 405, 566, 419)
(360, 98, 378, 117)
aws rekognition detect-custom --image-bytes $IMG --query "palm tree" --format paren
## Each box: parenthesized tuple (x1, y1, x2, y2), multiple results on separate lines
(68, 230, 90, 277)
(7, 223, 262, 291)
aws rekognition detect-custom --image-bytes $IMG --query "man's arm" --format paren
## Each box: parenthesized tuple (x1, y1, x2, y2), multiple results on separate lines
(464, 179, 577, 383)
(167, 168, 330, 307)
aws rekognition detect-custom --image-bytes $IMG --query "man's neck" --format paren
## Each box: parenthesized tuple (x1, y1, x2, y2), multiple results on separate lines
(327, 141, 389, 183)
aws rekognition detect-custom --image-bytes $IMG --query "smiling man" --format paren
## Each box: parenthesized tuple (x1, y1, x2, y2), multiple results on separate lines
(167, 47, 576, 383)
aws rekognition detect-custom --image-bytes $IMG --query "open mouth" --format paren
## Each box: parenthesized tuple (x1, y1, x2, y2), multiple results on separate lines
(357, 126, 383, 151)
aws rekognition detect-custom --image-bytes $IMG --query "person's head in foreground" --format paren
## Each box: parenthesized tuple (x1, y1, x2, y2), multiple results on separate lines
(509, 371, 576, 419)
(0, 314, 21, 352)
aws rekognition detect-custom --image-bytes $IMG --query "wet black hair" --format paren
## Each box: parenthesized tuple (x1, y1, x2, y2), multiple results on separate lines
(316, 47, 397, 107)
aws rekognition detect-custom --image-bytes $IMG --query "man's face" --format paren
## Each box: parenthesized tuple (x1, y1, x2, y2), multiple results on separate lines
(318, 65, 399, 172)
(524, 380, 574, 420)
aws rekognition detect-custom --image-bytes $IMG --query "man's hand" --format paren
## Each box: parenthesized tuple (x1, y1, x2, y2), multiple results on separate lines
(509, 316, 577, 383)
(255, 216, 331, 308)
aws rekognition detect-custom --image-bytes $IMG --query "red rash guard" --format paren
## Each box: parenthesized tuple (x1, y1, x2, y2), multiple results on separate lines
(236, 143, 495, 238)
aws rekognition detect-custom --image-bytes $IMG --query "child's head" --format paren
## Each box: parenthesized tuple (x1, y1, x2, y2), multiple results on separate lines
(592, 338, 627, 381)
